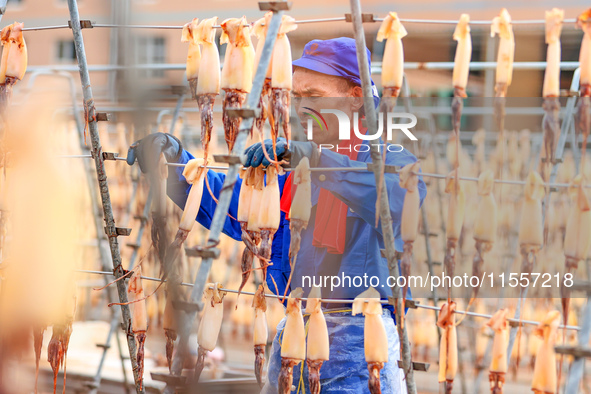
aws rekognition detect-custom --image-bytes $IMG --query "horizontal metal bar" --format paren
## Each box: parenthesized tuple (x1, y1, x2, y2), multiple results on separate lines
(18, 16, 581, 33)
(22, 24, 70, 31)
(381, 17, 578, 25)
(25, 61, 582, 74)
(76, 269, 580, 330)
(56, 154, 591, 190)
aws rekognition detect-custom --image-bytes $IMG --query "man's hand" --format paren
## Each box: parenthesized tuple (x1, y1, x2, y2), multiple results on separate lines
(244, 138, 320, 168)
(126, 132, 183, 173)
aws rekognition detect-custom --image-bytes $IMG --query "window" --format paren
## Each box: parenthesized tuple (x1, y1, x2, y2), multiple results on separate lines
(135, 36, 166, 78)
(56, 40, 76, 62)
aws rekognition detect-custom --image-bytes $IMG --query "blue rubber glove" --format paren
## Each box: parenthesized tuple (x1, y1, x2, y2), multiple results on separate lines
(244, 138, 320, 168)
(126, 132, 183, 173)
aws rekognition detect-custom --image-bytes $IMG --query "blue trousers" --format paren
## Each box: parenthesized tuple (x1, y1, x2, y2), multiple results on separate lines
(261, 310, 408, 394)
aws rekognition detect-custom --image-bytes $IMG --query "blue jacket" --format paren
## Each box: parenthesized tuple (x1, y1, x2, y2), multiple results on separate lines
(166, 141, 427, 308)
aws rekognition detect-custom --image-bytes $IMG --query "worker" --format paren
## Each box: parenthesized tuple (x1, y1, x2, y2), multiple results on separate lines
(127, 37, 426, 393)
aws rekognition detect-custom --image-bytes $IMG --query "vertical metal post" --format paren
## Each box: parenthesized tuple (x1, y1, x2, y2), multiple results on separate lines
(66, 1, 144, 392)
(163, 8, 285, 394)
(348, 0, 417, 392)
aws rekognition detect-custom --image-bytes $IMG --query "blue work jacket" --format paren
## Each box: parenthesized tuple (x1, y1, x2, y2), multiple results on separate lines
(166, 141, 427, 310)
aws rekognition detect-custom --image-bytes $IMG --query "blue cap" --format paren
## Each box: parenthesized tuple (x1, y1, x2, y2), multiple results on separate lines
(292, 37, 380, 109)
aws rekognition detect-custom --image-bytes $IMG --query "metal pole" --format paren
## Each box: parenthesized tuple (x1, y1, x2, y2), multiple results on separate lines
(163, 8, 285, 393)
(348, 0, 416, 392)
(65, 0, 144, 392)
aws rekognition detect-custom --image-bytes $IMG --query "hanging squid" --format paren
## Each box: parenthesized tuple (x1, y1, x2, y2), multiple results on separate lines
(487, 309, 509, 394)
(257, 164, 281, 283)
(253, 13, 273, 136)
(181, 18, 201, 100)
(163, 158, 206, 286)
(517, 172, 545, 276)
(195, 283, 227, 381)
(284, 157, 312, 295)
(452, 14, 471, 100)
(352, 287, 389, 394)
(194, 17, 221, 162)
(471, 170, 497, 301)
(305, 286, 330, 394)
(0, 22, 27, 113)
(399, 161, 421, 320)
(220, 16, 255, 153)
(151, 153, 169, 268)
(376, 12, 407, 111)
(253, 285, 268, 387)
(437, 301, 458, 394)
(541, 9, 564, 175)
(531, 310, 561, 394)
(163, 296, 177, 372)
(47, 285, 76, 394)
(278, 287, 305, 394)
(271, 15, 297, 153)
(237, 167, 257, 298)
(491, 9, 514, 98)
(127, 268, 148, 390)
(491, 9, 514, 179)
(33, 324, 47, 393)
(444, 171, 465, 301)
(561, 175, 591, 333)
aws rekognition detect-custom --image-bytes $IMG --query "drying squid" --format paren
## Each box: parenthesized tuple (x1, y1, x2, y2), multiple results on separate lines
(220, 16, 255, 153)
(541, 9, 564, 171)
(283, 157, 312, 294)
(195, 283, 227, 382)
(258, 165, 281, 283)
(491, 9, 514, 179)
(271, 16, 297, 152)
(577, 10, 591, 174)
(163, 296, 177, 372)
(452, 14, 471, 99)
(181, 18, 201, 100)
(163, 158, 206, 285)
(487, 309, 509, 394)
(444, 171, 465, 301)
(289, 157, 312, 264)
(194, 17, 221, 162)
(279, 288, 305, 394)
(561, 175, 591, 331)
(517, 172, 545, 276)
(33, 324, 46, 393)
(437, 301, 458, 394)
(0, 22, 27, 112)
(531, 310, 561, 394)
(253, 13, 273, 136)
(376, 12, 407, 111)
(399, 161, 421, 315)
(128, 268, 148, 390)
(237, 167, 260, 298)
(471, 171, 497, 300)
(253, 285, 268, 387)
(47, 286, 76, 394)
(352, 288, 389, 394)
(306, 286, 330, 394)
(491, 9, 514, 98)
(151, 153, 169, 268)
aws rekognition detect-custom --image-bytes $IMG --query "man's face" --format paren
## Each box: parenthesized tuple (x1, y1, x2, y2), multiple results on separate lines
(292, 67, 362, 145)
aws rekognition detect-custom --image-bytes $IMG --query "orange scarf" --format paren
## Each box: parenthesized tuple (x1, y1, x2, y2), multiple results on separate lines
(280, 127, 364, 254)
